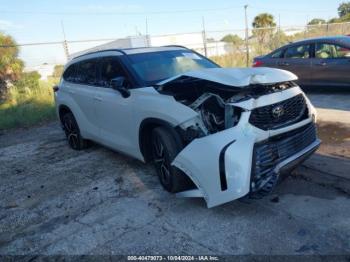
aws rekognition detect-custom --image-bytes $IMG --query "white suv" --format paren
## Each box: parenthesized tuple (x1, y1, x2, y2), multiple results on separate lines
(54, 46, 320, 208)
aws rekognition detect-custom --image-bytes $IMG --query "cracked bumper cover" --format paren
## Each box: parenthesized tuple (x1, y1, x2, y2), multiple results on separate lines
(172, 118, 320, 208)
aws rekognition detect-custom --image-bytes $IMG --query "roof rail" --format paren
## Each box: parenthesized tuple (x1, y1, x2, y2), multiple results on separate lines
(72, 45, 188, 60)
(163, 45, 189, 49)
(72, 48, 128, 60)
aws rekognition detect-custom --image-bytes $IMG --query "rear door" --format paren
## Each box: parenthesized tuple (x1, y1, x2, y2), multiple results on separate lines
(310, 42, 350, 86)
(261, 48, 285, 67)
(276, 43, 312, 86)
(63, 59, 99, 138)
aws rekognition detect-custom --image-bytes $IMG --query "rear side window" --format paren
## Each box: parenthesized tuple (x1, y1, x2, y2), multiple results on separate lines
(76, 59, 97, 85)
(315, 43, 350, 59)
(63, 64, 76, 82)
(270, 49, 283, 58)
(284, 44, 310, 59)
(100, 57, 128, 86)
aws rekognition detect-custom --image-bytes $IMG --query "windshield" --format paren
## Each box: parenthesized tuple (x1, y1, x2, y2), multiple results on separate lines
(127, 50, 219, 86)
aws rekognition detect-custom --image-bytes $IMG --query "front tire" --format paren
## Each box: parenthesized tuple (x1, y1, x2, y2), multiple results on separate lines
(151, 127, 194, 193)
(62, 112, 89, 150)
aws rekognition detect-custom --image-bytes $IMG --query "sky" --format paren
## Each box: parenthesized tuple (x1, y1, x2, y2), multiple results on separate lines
(0, 0, 344, 67)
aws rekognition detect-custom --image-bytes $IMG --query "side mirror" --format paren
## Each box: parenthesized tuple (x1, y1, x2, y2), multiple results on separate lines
(110, 77, 130, 98)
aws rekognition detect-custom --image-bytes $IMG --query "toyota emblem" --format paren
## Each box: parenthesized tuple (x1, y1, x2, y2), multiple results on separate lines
(272, 105, 284, 118)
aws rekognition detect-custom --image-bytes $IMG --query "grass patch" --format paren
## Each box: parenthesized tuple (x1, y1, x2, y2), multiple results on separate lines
(0, 79, 57, 130)
(210, 52, 252, 68)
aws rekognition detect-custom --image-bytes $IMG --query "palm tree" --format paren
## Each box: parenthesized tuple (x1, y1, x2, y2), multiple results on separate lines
(252, 13, 277, 54)
(252, 13, 276, 29)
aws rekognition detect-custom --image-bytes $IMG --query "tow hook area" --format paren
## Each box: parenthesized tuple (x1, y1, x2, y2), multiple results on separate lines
(250, 123, 320, 198)
(250, 173, 278, 198)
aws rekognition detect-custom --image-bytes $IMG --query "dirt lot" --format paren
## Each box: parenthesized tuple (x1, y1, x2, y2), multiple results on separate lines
(0, 92, 349, 256)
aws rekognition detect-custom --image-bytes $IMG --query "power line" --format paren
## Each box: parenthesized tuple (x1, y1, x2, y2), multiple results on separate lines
(250, 6, 334, 14)
(0, 6, 242, 16)
(1, 21, 349, 48)
(0, 38, 118, 47)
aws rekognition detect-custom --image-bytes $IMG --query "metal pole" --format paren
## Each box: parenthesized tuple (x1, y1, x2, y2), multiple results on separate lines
(244, 5, 249, 67)
(278, 14, 281, 47)
(145, 17, 150, 47)
(202, 16, 208, 57)
(61, 21, 69, 61)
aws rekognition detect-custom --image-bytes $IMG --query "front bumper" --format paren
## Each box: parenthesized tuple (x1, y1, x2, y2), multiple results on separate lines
(173, 89, 320, 208)
(174, 121, 320, 208)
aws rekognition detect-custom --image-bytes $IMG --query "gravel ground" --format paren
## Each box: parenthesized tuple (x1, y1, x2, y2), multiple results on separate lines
(0, 92, 349, 256)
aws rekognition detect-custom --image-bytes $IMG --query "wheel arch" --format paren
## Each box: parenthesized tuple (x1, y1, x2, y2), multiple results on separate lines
(138, 118, 183, 163)
(58, 104, 73, 124)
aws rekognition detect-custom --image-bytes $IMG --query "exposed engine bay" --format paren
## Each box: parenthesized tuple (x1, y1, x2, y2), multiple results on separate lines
(157, 76, 296, 136)
(152, 67, 319, 207)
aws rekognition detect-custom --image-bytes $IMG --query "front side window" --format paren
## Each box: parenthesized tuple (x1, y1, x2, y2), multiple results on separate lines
(315, 43, 350, 59)
(128, 50, 219, 85)
(100, 57, 127, 87)
(284, 44, 310, 59)
(75, 59, 97, 85)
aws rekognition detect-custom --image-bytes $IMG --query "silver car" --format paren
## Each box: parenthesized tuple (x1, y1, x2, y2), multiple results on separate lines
(253, 36, 350, 88)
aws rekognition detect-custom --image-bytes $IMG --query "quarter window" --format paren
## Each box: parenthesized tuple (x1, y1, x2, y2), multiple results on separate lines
(271, 49, 283, 58)
(315, 43, 350, 59)
(63, 64, 77, 82)
(284, 44, 310, 59)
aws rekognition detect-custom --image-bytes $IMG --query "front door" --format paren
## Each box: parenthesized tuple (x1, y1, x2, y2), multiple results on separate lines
(94, 56, 135, 155)
(276, 43, 312, 86)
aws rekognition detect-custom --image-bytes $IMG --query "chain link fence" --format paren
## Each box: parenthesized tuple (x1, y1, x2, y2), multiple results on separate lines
(10, 21, 350, 76)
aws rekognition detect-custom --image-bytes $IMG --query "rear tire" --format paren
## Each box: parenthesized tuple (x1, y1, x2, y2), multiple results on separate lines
(151, 127, 194, 193)
(62, 113, 89, 150)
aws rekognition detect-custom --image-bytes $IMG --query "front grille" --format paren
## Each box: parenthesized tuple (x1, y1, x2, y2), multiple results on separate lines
(251, 123, 317, 192)
(249, 94, 308, 130)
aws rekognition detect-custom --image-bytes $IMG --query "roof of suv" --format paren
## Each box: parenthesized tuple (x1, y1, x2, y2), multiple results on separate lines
(291, 35, 350, 45)
(72, 45, 189, 60)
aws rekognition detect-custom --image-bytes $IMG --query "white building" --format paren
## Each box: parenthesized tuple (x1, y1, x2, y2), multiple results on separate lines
(24, 63, 56, 80)
(70, 33, 234, 59)
(69, 36, 150, 59)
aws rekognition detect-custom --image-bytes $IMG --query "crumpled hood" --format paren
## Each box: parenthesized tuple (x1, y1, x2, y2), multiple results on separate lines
(158, 67, 298, 87)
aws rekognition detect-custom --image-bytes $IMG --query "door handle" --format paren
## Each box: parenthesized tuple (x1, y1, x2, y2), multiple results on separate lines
(316, 62, 327, 66)
(94, 96, 103, 102)
(67, 89, 75, 94)
(278, 62, 290, 66)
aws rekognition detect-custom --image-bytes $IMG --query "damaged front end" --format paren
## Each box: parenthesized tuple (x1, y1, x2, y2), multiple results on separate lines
(156, 68, 320, 208)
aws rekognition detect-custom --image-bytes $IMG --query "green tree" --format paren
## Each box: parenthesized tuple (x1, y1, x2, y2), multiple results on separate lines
(339, 13, 350, 22)
(308, 18, 326, 25)
(328, 17, 340, 23)
(52, 65, 64, 78)
(329, 13, 350, 23)
(14, 71, 41, 93)
(220, 34, 243, 45)
(0, 33, 24, 101)
(338, 2, 350, 17)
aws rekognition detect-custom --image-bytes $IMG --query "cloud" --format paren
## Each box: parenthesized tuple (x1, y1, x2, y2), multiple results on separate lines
(0, 20, 23, 30)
